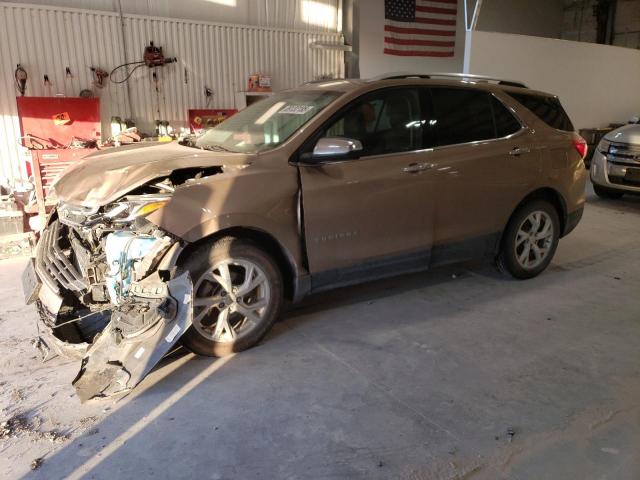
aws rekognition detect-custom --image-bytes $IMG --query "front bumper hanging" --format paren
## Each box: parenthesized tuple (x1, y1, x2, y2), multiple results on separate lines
(25, 218, 194, 402)
(72, 269, 192, 402)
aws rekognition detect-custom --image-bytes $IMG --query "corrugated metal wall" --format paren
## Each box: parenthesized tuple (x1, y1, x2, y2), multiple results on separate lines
(6, 0, 341, 32)
(0, 2, 345, 185)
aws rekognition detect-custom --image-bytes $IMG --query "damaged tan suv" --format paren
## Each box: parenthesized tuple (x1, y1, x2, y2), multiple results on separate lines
(23, 73, 587, 400)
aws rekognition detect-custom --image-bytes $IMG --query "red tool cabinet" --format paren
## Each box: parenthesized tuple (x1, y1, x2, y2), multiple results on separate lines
(16, 97, 101, 217)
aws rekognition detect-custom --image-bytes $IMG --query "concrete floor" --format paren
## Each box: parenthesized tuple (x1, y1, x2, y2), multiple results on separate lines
(1, 184, 640, 480)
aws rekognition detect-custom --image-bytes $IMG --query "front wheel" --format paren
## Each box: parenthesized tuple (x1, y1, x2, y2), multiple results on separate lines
(180, 237, 283, 357)
(497, 200, 560, 280)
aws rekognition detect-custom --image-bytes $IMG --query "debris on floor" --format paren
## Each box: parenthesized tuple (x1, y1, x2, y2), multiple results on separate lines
(79, 416, 98, 428)
(41, 429, 70, 443)
(0, 412, 69, 443)
(30, 457, 44, 470)
(11, 388, 26, 402)
(31, 337, 52, 361)
(1, 413, 33, 440)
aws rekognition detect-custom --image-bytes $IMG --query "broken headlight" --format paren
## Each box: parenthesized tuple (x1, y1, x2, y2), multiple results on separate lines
(103, 194, 172, 225)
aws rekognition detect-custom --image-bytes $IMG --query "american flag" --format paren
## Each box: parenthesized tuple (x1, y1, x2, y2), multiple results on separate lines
(384, 0, 458, 57)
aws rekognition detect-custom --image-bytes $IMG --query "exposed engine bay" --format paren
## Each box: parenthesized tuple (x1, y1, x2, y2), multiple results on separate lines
(26, 178, 193, 402)
(22, 140, 278, 402)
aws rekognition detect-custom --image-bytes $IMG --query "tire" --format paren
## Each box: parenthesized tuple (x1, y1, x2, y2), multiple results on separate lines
(593, 184, 624, 199)
(180, 237, 283, 357)
(497, 200, 560, 280)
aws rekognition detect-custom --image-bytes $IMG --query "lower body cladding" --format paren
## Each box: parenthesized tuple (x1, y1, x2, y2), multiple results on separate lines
(25, 224, 193, 402)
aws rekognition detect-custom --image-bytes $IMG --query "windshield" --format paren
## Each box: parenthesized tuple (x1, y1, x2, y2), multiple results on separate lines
(195, 90, 341, 154)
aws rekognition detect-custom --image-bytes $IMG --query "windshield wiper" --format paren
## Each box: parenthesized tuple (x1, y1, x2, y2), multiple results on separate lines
(201, 144, 235, 153)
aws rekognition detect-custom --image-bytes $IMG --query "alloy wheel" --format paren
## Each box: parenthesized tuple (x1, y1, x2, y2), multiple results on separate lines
(514, 211, 554, 270)
(192, 259, 271, 342)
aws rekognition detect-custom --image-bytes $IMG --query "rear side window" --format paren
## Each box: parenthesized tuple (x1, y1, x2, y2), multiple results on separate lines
(491, 96, 522, 137)
(507, 92, 574, 132)
(430, 88, 495, 147)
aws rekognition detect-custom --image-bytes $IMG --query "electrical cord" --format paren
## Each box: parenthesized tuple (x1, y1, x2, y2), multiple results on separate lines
(109, 61, 146, 84)
(51, 305, 114, 329)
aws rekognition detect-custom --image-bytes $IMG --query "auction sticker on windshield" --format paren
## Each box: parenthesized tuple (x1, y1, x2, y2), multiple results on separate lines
(278, 105, 315, 115)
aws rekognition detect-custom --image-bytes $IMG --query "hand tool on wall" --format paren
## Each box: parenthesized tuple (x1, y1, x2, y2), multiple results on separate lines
(205, 86, 213, 107)
(15, 64, 28, 96)
(110, 41, 177, 84)
(90, 67, 109, 88)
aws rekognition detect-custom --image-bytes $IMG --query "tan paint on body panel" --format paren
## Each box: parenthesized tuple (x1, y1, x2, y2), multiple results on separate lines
(52, 77, 587, 284)
(299, 150, 437, 273)
(146, 160, 305, 271)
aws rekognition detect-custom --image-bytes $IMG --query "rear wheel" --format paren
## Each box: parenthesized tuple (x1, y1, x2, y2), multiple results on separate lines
(593, 184, 624, 199)
(497, 200, 560, 279)
(180, 237, 283, 357)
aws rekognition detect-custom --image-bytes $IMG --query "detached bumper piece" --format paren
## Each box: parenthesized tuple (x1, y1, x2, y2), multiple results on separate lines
(72, 270, 192, 402)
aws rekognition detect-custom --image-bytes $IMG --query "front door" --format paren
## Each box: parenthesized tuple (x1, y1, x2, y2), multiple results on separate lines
(299, 87, 436, 289)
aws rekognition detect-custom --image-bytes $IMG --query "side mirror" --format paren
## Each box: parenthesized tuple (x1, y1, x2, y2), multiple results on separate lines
(294, 137, 364, 166)
(312, 137, 363, 160)
(628, 116, 640, 125)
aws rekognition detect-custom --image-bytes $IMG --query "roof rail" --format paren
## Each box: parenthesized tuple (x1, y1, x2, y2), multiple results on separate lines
(370, 72, 528, 88)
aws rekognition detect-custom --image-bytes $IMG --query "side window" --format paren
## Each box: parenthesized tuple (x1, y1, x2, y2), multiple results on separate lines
(323, 89, 423, 156)
(507, 92, 574, 132)
(491, 96, 522, 137)
(325, 99, 384, 138)
(430, 88, 495, 147)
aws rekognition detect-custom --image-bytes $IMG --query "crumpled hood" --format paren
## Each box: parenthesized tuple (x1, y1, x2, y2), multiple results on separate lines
(54, 142, 253, 207)
(604, 124, 640, 146)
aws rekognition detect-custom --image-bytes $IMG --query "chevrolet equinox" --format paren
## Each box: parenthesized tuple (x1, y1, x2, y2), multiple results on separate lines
(23, 73, 587, 400)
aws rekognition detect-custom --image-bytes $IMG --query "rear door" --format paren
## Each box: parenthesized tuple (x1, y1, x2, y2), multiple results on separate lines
(423, 88, 540, 262)
(505, 91, 579, 179)
(298, 87, 437, 288)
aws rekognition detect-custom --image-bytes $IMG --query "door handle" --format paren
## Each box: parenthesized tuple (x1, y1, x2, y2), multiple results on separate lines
(509, 146, 531, 156)
(402, 162, 433, 173)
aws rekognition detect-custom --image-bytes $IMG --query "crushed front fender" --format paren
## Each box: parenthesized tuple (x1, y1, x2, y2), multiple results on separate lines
(72, 270, 192, 402)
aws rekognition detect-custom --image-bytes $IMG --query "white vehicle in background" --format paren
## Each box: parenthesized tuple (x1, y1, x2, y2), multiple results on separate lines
(590, 117, 640, 199)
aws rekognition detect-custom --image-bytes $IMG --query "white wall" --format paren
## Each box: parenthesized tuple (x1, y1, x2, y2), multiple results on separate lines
(5, 0, 341, 31)
(357, 0, 466, 78)
(465, 30, 640, 129)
